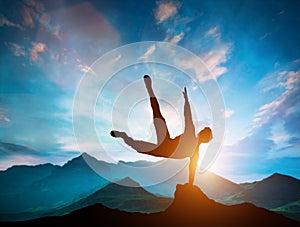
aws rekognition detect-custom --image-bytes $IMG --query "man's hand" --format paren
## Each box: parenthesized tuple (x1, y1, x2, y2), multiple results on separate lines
(183, 87, 188, 99)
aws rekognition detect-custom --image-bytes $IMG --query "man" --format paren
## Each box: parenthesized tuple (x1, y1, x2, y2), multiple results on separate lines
(111, 75, 212, 184)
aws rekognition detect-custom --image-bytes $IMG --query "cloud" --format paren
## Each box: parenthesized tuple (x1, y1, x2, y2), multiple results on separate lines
(0, 108, 11, 126)
(155, 1, 181, 23)
(77, 63, 97, 76)
(30, 42, 47, 61)
(259, 32, 271, 40)
(0, 15, 24, 30)
(0, 154, 44, 170)
(177, 43, 232, 82)
(5, 42, 26, 57)
(0, 140, 44, 170)
(232, 64, 300, 158)
(165, 32, 184, 44)
(201, 43, 232, 78)
(139, 44, 156, 60)
(206, 26, 221, 40)
(254, 69, 300, 128)
(21, 0, 46, 28)
(21, 5, 35, 28)
(53, 25, 62, 40)
(215, 62, 300, 180)
(78, 64, 92, 73)
(56, 136, 79, 152)
(20, 0, 63, 41)
(224, 109, 234, 118)
(23, 0, 44, 12)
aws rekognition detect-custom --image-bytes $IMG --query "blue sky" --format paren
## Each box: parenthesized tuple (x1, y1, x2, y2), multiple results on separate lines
(0, 0, 299, 183)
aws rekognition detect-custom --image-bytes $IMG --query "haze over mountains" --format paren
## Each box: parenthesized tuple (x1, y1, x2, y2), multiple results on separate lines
(0, 142, 299, 223)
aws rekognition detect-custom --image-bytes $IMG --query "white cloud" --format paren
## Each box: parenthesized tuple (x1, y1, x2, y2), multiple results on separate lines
(78, 64, 92, 73)
(0, 15, 24, 30)
(138, 44, 156, 60)
(0, 155, 44, 171)
(269, 130, 289, 145)
(57, 136, 79, 152)
(224, 109, 234, 118)
(169, 32, 184, 44)
(206, 26, 220, 38)
(155, 1, 181, 23)
(178, 43, 232, 82)
(0, 110, 11, 123)
(254, 69, 300, 127)
(284, 70, 300, 89)
(5, 42, 26, 57)
(201, 43, 232, 78)
(76, 58, 97, 75)
(30, 42, 47, 61)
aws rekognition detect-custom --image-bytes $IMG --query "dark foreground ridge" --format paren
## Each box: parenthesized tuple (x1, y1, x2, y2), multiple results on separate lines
(3, 184, 298, 227)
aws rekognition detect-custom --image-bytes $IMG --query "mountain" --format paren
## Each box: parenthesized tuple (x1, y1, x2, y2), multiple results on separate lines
(229, 173, 300, 209)
(273, 199, 300, 222)
(0, 164, 58, 196)
(6, 184, 297, 227)
(48, 177, 172, 217)
(143, 162, 243, 199)
(86, 177, 172, 212)
(0, 163, 59, 213)
(0, 141, 58, 193)
(196, 170, 243, 199)
(0, 153, 110, 214)
(1, 151, 299, 223)
(0, 150, 243, 214)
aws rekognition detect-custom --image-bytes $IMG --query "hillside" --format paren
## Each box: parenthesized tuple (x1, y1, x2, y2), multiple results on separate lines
(1, 152, 299, 223)
(230, 173, 300, 209)
(4, 184, 297, 227)
(48, 177, 172, 216)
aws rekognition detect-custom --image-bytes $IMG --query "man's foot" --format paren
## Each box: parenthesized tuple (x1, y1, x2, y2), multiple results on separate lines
(110, 130, 126, 138)
(144, 75, 154, 97)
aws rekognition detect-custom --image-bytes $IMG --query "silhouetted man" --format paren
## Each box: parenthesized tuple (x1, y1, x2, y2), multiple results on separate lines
(111, 75, 212, 184)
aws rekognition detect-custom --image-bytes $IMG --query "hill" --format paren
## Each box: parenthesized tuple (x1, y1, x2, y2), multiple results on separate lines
(47, 177, 172, 216)
(0, 153, 109, 214)
(0, 151, 299, 223)
(4, 184, 297, 227)
(229, 173, 300, 209)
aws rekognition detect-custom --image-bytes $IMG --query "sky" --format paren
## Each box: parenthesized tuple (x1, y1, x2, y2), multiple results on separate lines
(0, 0, 299, 183)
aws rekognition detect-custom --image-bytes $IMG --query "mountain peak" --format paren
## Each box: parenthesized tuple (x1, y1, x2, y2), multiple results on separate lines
(64, 152, 100, 167)
(114, 177, 141, 187)
(264, 172, 299, 182)
(166, 183, 213, 214)
(270, 172, 284, 177)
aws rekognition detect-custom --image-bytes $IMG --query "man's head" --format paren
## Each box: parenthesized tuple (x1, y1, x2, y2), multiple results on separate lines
(197, 127, 213, 143)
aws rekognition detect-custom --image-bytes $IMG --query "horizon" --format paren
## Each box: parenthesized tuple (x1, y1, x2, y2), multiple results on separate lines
(1, 150, 298, 185)
(0, 0, 299, 184)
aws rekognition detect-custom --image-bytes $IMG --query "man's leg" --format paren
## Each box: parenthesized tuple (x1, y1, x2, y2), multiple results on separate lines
(110, 130, 157, 152)
(144, 75, 170, 145)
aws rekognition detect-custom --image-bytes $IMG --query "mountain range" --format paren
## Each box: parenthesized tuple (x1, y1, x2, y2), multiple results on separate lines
(0, 143, 299, 223)
(3, 183, 298, 226)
